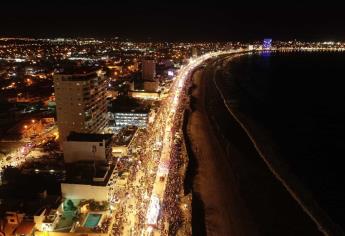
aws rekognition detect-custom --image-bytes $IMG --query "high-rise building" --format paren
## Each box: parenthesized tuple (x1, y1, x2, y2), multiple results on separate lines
(142, 59, 156, 81)
(192, 47, 198, 58)
(54, 69, 108, 143)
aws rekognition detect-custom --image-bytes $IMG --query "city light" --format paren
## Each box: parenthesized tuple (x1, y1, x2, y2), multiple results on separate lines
(146, 195, 160, 226)
(263, 38, 272, 50)
(0, 36, 344, 236)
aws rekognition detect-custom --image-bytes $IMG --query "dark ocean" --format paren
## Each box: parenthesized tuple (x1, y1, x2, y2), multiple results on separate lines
(226, 51, 345, 230)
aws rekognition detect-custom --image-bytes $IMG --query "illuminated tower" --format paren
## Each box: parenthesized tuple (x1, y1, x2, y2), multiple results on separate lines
(263, 38, 272, 50)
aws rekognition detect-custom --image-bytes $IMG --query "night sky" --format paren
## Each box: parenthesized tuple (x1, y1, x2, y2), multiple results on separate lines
(1, 2, 345, 41)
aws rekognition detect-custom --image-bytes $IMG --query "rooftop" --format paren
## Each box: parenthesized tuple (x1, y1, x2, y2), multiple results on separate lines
(64, 161, 115, 186)
(67, 132, 113, 143)
(54, 67, 104, 81)
(113, 126, 138, 146)
(109, 96, 150, 113)
(58, 66, 101, 75)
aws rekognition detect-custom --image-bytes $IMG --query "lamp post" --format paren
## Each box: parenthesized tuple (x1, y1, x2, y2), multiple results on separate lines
(31, 119, 36, 135)
(23, 125, 28, 138)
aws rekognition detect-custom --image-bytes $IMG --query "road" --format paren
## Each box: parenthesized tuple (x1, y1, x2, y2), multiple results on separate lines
(0, 123, 58, 178)
(110, 51, 243, 236)
(138, 52, 248, 235)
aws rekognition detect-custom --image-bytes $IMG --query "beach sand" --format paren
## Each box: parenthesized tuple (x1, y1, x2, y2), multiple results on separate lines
(186, 65, 324, 236)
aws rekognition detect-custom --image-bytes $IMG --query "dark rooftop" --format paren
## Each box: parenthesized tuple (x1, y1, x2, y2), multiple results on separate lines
(67, 132, 113, 143)
(0, 195, 61, 217)
(113, 126, 137, 146)
(109, 96, 150, 113)
(58, 66, 101, 75)
(54, 67, 104, 81)
(64, 161, 115, 186)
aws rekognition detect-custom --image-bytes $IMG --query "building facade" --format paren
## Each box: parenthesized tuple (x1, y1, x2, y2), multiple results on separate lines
(54, 69, 108, 143)
(111, 112, 148, 129)
(61, 163, 116, 202)
(142, 59, 156, 81)
(63, 132, 113, 163)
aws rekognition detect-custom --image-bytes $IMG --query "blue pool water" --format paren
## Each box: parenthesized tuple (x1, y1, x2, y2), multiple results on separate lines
(84, 213, 101, 228)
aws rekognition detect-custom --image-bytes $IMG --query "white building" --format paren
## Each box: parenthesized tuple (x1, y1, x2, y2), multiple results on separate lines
(61, 163, 116, 202)
(54, 69, 108, 143)
(61, 183, 110, 202)
(108, 97, 151, 130)
(111, 112, 148, 128)
(63, 132, 113, 163)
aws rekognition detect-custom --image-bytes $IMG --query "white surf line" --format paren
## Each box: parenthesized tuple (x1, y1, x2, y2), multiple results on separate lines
(211, 53, 333, 236)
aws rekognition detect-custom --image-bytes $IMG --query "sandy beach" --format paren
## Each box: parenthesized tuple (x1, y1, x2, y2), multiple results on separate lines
(185, 63, 325, 236)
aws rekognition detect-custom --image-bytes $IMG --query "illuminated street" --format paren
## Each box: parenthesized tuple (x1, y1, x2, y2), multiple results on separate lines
(0, 121, 58, 176)
(107, 51, 244, 236)
(1, 5, 345, 236)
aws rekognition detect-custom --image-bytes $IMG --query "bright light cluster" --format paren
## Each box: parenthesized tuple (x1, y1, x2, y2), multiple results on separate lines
(146, 195, 160, 226)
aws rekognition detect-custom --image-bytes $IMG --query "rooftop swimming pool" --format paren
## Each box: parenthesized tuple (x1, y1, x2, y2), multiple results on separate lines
(83, 213, 102, 228)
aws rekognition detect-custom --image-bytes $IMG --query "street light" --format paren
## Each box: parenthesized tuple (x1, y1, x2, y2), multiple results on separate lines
(31, 119, 35, 124)
(24, 125, 28, 129)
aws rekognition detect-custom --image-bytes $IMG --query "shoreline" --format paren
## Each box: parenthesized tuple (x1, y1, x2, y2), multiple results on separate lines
(184, 68, 256, 236)
(184, 53, 342, 235)
(182, 77, 206, 236)
(213, 54, 343, 235)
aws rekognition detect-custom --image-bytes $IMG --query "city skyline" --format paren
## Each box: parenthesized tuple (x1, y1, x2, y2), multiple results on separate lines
(0, 4, 344, 236)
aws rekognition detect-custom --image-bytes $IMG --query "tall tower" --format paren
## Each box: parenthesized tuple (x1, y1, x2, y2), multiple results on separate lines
(142, 59, 156, 81)
(54, 69, 108, 143)
(192, 47, 198, 58)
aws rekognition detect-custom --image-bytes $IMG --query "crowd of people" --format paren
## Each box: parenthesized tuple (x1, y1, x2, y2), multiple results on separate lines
(110, 71, 193, 236)
(111, 114, 165, 235)
(161, 137, 185, 235)
(159, 78, 191, 236)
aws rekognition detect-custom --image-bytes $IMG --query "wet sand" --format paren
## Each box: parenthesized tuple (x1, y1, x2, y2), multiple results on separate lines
(186, 69, 257, 236)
